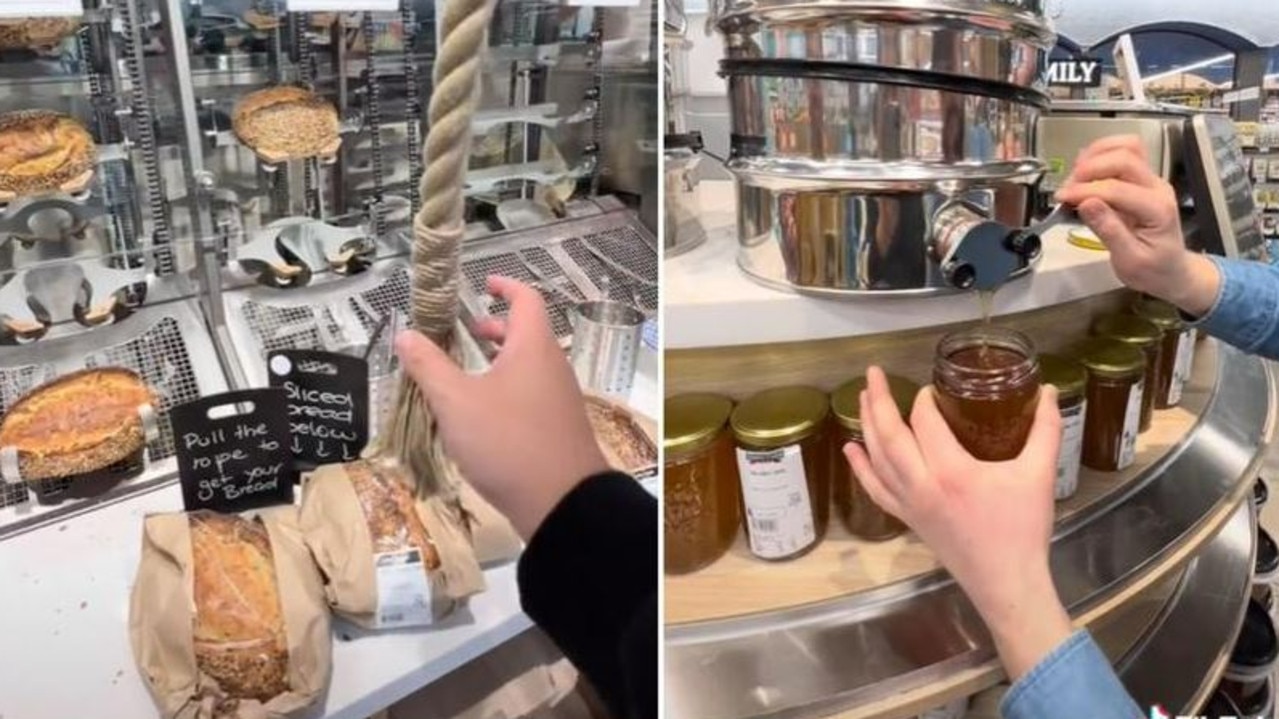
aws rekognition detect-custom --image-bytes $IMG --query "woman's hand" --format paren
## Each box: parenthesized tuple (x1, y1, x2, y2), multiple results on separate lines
(395, 276, 609, 540)
(1055, 135, 1220, 316)
(843, 367, 1072, 679)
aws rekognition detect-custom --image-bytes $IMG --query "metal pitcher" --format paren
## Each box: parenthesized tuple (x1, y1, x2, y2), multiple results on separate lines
(569, 299, 645, 398)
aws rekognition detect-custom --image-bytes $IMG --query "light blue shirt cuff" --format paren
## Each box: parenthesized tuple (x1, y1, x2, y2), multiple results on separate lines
(1001, 630, 1143, 719)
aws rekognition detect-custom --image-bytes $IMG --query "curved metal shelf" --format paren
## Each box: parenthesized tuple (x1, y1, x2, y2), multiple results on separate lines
(665, 342, 1274, 719)
(1118, 500, 1256, 714)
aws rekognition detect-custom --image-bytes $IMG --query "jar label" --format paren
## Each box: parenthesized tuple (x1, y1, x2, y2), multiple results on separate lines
(735, 445, 815, 559)
(1118, 382, 1142, 470)
(1055, 400, 1086, 500)
(1168, 329, 1195, 405)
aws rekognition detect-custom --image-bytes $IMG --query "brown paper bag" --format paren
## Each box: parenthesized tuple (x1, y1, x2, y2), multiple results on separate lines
(128, 508, 332, 719)
(300, 460, 487, 628)
(450, 467, 522, 565)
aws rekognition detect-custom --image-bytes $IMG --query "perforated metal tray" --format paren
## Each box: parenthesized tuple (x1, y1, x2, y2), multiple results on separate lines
(458, 209, 657, 349)
(0, 299, 229, 539)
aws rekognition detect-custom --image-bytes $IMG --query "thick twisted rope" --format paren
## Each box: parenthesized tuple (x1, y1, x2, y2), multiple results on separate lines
(379, 0, 496, 499)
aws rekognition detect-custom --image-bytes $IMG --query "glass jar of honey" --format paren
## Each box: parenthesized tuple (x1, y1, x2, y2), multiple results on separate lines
(1039, 354, 1087, 501)
(1074, 338, 1145, 472)
(730, 386, 831, 561)
(664, 393, 741, 575)
(1092, 313, 1162, 432)
(933, 327, 1041, 462)
(1133, 297, 1195, 409)
(829, 374, 918, 541)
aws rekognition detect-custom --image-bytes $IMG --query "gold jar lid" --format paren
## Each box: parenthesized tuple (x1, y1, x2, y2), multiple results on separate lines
(830, 374, 918, 433)
(1092, 313, 1161, 348)
(1068, 228, 1107, 251)
(731, 386, 828, 449)
(665, 393, 734, 459)
(1038, 354, 1087, 400)
(1072, 338, 1145, 380)
(1132, 296, 1184, 331)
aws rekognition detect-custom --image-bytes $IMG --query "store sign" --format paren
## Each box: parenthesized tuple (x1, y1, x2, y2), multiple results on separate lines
(1047, 58, 1103, 88)
(171, 389, 297, 513)
(268, 349, 370, 470)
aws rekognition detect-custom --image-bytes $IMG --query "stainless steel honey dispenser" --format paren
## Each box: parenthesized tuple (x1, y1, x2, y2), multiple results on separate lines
(710, 0, 1060, 295)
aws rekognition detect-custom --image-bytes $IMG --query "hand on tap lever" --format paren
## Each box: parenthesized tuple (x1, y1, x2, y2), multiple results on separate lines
(1054, 135, 1221, 318)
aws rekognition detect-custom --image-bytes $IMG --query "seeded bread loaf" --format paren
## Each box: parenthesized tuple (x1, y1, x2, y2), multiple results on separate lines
(0, 110, 96, 198)
(0, 367, 154, 481)
(190, 512, 290, 703)
(233, 87, 340, 162)
(0, 17, 80, 50)
(585, 395, 657, 473)
(348, 460, 442, 569)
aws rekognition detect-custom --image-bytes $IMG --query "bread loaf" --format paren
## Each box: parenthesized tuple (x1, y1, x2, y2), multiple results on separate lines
(0, 17, 80, 50)
(190, 512, 289, 702)
(585, 396, 657, 473)
(0, 367, 154, 481)
(300, 461, 487, 628)
(0, 110, 96, 197)
(233, 87, 340, 162)
(130, 508, 332, 719)
(348, 460, 442, 568)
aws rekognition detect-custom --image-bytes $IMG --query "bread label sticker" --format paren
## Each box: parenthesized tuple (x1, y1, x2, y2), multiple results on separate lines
(735, 445, 815, 559)
(1168, 330, 1195, 406)
(1055, 400, 1085, 500)
(374, 549, 434, 628)
(171, 389, 297, 513)
(268, 349, 369, 471)
(1118, 382, 1142, 470)
(0, 2, 82, 18)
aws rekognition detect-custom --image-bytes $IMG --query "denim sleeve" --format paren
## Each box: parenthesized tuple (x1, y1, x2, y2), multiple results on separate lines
(1001, 631, 1143, 719)
(1193, 255, 1279, 360)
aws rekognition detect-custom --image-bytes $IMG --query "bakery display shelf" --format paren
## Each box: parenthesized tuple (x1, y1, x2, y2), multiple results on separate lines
(665, 341, 1273, 719)
(0, 298, 229, 539)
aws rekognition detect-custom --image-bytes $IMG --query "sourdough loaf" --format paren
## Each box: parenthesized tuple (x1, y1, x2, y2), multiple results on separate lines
(190, 512, 289, 702)
(0, 367, 153, 481)
(584, 395, 657, 473)
(0, 17, 80, 50)
(300, 460, 486, 627)
(0, 110, 96, 197)
(130, 508, 332, 719)
(233, 87, 340, 162)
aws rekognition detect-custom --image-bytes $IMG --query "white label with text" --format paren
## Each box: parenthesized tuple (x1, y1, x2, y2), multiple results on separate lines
(736, 445, 815, 559)
(1055, 400, 1086, 499)
(1118, 382, 1142, 470)
(374, 549, 434, 628)
(1168, 330, 1195, 406)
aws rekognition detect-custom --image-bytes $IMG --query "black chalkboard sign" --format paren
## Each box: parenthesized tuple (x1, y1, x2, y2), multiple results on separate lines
(171, 389, 296, 512)
(267, 349, 370, 470)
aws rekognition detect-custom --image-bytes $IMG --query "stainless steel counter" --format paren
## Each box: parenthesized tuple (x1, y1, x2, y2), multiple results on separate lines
(665, 342, 1275, 719)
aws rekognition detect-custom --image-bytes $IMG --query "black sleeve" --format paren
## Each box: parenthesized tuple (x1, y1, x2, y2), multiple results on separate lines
(517, 472, 657, 719)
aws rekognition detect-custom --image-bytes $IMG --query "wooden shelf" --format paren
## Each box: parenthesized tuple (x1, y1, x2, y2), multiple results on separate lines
(667, 341, 1218, 626)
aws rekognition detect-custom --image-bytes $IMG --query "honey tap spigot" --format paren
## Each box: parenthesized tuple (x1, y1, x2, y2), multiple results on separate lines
(932, 202, 1044, 292)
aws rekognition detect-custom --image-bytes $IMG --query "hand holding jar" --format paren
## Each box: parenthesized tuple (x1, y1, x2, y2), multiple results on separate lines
(1055, 134, 1220, 317)
(842, 367, 1072, 681)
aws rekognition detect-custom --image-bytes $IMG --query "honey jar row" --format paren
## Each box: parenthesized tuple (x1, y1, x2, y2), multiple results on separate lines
(664, 296, 1199, 576)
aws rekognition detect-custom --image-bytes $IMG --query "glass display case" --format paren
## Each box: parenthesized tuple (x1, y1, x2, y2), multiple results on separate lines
(0, 0, 658, 537)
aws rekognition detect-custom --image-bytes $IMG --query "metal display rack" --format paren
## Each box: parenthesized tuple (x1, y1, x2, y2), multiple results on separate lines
(0, 0, 657, 539)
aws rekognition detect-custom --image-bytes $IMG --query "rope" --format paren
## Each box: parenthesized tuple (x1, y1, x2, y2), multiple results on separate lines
(379, 0, 496, 498)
